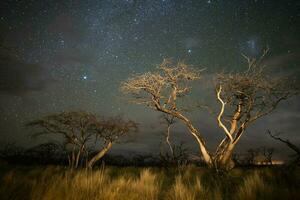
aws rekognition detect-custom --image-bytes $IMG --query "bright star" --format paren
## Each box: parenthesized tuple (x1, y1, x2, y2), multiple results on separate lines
(188, 49, 192, 53)
(83, 75, 87, 80)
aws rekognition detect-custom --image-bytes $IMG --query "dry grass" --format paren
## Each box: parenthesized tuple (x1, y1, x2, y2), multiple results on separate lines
(235, 171, 272, 200)
(29, 167, 160, 200)
(0, 165, 299, 200)
(166, 175, 202, 200)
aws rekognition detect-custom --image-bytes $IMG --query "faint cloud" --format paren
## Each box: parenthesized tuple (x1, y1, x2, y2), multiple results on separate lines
(0, 47, 52, 96)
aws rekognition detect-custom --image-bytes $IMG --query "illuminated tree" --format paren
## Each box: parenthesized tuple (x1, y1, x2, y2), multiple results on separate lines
(213, 49, 298, 169)
(121, 52, 298, 170)
(121, 59, 212, 165)
(161, 114, 176, 157)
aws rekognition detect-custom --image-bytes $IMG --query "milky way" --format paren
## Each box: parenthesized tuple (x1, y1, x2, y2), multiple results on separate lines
(0, 0, 299, 157)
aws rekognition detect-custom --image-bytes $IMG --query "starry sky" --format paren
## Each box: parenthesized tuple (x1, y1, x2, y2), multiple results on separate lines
(0, 0, 299, 158)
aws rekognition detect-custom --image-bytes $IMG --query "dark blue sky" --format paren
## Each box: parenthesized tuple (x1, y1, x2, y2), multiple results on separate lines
(0, 0, 299, 158)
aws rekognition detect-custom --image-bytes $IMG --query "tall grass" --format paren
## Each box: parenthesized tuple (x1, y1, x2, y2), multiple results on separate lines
(29, 167, 160, 200)
(0, 165, 299, 200)
(235, 171, 272, 200)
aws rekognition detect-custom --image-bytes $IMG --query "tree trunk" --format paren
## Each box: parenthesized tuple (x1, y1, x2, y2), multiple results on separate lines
(217, 143, 236, 170)
(75, 150, 81, 168)
(154, 101, 212, 166)
(177, 116, 212, 166)
(75, 145, 85, 168)
(166, 125, 174, 157)
(87, 142, 113, 169)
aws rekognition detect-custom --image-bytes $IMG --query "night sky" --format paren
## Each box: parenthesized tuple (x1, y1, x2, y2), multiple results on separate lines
(0, 0, 299, 158)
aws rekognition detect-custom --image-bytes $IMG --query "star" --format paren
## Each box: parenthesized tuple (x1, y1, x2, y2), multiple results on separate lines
(83, 75, 88, 80)
(188, 49, 192, 53)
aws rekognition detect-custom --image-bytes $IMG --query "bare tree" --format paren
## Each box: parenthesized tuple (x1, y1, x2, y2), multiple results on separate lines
(87, 116, 138, 168)
(268, 130, 300, 165)
(159, 142, 189, 166)
(27, 111, 95, 168)
(213, 49, 298, 169)
(27, 111, 137, 168)
(160, 114, 176, 157)
(121, 59, 213, 165)
(121, 53, 298, 170)
(245, 148, 260, 165)
(260, 147, 274, 165)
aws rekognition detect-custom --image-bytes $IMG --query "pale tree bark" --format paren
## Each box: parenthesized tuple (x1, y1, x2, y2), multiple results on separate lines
(212, 49, 298, 170)
(87, 142, 112, 168)
(121, 60, 213, 166)
(121, 56, 298, 171)
(153, 97, 212, 165)
(212, 85, 247, 170)
(166, 123, 174, 156)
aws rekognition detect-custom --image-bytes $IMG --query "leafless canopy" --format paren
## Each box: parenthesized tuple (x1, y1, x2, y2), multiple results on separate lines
(92, 116, 138, 143)
(27, 111, 96, 148)
(268, 130, 300, 164)
(121, 59, 212, 165)
(121, 58, 202, 112)
(215, 49, 298, 147)
(121, 52, 298, 171)
(27, 111, 138, 168)
(213, 49, 298, 169)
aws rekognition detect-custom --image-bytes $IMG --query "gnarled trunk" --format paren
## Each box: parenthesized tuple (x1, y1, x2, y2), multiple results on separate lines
(87, 142, 113, 169)
(215, 143, 236, 171)
(179, 116, 212, 166)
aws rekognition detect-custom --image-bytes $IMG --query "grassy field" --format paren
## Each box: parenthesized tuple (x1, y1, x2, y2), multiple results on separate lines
(0, 164, 299, 200)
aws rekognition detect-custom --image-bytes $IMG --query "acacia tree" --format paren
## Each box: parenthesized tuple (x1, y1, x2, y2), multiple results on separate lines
(213, 49, 298, 169)
(27, 111, 137, 168)
(87, 116, 138, 168)
(27, 111, 95, 168)
(121, 59, 213, 165)
(121, 53, 298, 170)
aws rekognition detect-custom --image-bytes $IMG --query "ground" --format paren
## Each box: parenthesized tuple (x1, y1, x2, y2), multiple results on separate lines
(0, 164, 299, 200)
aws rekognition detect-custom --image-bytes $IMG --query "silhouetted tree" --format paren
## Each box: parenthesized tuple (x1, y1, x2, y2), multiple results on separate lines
(27, 111, 137, 168)
(159, 142, 189, 166)
(27, 111, 97, 168)
(25, 142, 64, 164)
(87, 116, 138, 168)
(260, 147, 274, 165)
(245, 148, 260, 165)
(268, 130, 300, 165)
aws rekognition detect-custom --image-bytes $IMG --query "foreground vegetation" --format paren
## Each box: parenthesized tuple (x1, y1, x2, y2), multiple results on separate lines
(1, 164, 299, 200)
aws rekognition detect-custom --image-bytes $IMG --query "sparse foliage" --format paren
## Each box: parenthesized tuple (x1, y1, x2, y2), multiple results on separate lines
(121, 59, 212, 165)
(87, 116, 138, 168)
(26, 111, 138, 168)
(213, 48, 298, 169)
(121, 51, 298, 171)
(27, 111, 97, 168)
